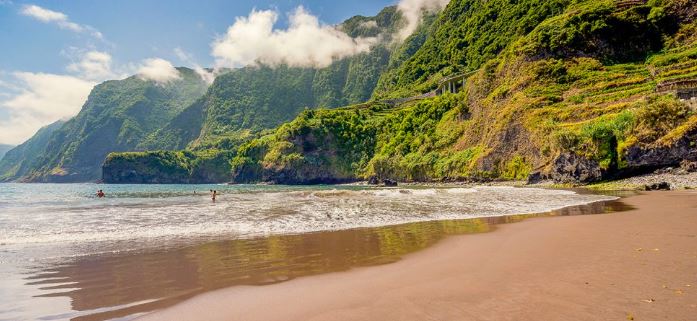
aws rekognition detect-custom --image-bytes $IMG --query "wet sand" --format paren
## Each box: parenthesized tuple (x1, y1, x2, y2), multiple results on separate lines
(140, 191, 697, 321)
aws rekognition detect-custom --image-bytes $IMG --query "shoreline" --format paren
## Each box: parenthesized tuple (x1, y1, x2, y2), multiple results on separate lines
(139, 190, 697, 321)
(2, 185, 625, 321)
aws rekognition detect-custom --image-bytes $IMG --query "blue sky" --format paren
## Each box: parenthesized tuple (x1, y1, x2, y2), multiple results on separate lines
(0, 0, 395, 74)
(0, 0, 447, 145)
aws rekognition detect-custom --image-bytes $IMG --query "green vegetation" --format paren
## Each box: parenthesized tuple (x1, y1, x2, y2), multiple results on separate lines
(103, 149, 234, 183)
(0, 68, 210, 182)
(227, 0, 697, 184)
(6, 7, 405, 182)
(374, 0, 572, 98)
(0, 144, 13, 161)
(13, 0, 697, 184)
(0, 120, 65, 181)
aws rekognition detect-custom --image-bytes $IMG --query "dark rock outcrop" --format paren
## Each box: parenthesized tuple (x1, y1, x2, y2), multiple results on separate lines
(368, 176, 379, 185)
(551, 153, 603, 184)
(383, 179, 398, 187)
(526, 171, 549, 185)
(645, 182, 671, 191)
(625, 128, 697, 169)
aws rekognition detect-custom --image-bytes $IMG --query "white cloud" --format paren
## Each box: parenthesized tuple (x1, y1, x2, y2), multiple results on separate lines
(212, 6, 378, 68)
(20, 4, 103, 39)
(174, 47, 216, 84)
(67, 50, 121, 81)
(397, 0, 450, 40)
(0, 72, 95, 144)
(137, 58, 181, 84)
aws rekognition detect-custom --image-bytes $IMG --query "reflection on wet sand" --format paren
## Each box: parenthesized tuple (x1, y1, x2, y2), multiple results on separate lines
(22, 199, 631, 321)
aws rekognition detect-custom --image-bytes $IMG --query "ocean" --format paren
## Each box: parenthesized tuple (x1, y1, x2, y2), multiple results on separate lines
(0, 183, 618, 320)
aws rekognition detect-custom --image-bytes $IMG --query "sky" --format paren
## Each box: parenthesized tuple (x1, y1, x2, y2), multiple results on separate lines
(0, 0, 449, 145)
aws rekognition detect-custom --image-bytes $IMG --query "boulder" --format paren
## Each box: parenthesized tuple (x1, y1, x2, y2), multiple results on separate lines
(383, 179, 398, 187)
(526, 171, 546, 185)
(551, 153, 603, 184)
(368, 176, 379, 185)
(644, 182, 671, 191)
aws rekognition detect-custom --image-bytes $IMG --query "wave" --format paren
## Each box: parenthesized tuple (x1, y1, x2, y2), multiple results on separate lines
(0, 185, 617, 256)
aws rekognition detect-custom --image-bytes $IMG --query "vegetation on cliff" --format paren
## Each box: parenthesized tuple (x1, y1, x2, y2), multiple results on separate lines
(103, 149, 233, 184)
(226, 0, 697, 184)
(0, 120, 65, 181)
(0, 68, 210, 182)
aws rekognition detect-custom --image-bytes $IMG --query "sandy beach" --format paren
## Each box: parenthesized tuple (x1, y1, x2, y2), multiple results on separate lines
(139, 191, 697, 321)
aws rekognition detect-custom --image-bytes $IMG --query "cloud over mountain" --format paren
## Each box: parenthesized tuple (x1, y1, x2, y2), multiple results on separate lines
(137, 58, 181, 84)
(212, 6, 378, 68)
(397, 0, 450, 40)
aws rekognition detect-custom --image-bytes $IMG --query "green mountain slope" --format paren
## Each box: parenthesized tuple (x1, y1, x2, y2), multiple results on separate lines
(223, 0, 697, 184)
(104, 0, 697, 185)
(373, 0, 573, 98)
(0, 120, 64, 181)
(140, 6, 403, 152)
(0, 144, 14, 161)
(2, 68, 209, 182)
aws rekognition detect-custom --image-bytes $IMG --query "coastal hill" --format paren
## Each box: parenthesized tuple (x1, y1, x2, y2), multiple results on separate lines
(105, 0, 697, 185)
(0, 6, 406, 182)
(0, 68, 209, 182)
(4, 0, 696, 185)
(0, 144, 14, 161)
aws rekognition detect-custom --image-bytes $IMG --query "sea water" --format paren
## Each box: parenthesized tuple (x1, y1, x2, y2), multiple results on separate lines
(0, 183, 615, 260)
(0, 183, 617, 321)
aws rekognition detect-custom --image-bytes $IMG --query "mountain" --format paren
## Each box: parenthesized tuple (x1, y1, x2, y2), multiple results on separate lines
(93, 0, 697, 184)
(0, 144, 13, 161)
(139, 6, 403, 152)
(180, 0, 696, 185)
(0, 120, 65, 181)
(0, 68, 209, 182)
(5, 6, 406, 183)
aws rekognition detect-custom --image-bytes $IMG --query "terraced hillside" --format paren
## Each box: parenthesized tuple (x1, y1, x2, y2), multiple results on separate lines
(104, 0, 697, 184)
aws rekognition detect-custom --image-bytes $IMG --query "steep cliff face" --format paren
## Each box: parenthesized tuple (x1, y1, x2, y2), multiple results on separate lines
(228, 0, 697, 184)
(102, 150, 233, 184)
(104, 0, 697, 185)
(0, 120, 64, 181)
(0, 144, 13, 161)
(140, 6, 403, 152)
(1, 68, 209, 182)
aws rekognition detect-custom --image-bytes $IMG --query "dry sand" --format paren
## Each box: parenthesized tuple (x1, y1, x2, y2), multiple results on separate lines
(140, 191, 697, 321)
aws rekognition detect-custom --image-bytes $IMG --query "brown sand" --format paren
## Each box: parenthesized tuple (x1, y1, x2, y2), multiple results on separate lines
(140, 191, 697, 321)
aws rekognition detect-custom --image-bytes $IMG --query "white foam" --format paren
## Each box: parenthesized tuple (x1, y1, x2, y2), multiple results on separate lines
(0, 185, 617, 256)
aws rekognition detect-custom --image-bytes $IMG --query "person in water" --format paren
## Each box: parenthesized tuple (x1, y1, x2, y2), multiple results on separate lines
(96, 190, 105, 198)
(211, 190, 217, 202)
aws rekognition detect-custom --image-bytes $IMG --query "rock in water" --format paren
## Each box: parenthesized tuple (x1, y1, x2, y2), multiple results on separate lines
(383, 179, 398, 187)
(645, 182, 671, 191)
